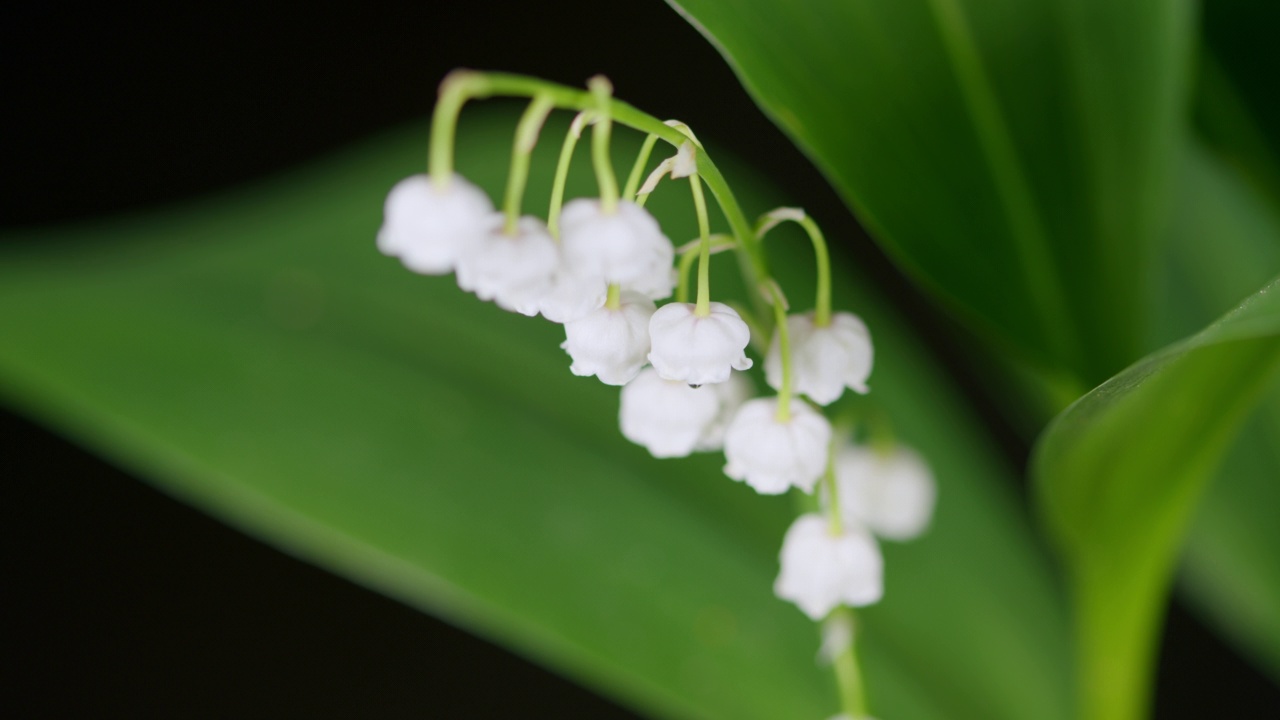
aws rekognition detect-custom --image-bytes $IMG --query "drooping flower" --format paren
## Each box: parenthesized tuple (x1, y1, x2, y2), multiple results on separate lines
(561, 291, 655, 385)
(560, 199, 674, 290)
(648, 302, 752, 386)
(834, 444, 936, 541)
(693, 371, 753, 452)
(765, 311, 873, 405)
(377, 174, 494, 275)
(619, 368, 722, 458)
(722, 397, 831, 494)
(774, 513, 883, 620)
(455, 214, 559, 316)
(537, 263, 607, 324)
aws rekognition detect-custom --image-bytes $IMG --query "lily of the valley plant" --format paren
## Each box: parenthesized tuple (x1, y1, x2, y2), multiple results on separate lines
(378, 70, 937, 720)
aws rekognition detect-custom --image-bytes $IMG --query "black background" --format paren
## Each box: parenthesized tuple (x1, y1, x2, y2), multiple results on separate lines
(2, 1, 1276, 717)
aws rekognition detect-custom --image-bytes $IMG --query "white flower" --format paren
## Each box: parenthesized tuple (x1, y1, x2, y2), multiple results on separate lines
(693, 372, 752, 452)
(455, 215, 558, 316)
(766, 311, 873, 405)
(561, 292, 655, 385)
(377, 174, 494, 275)
(560, 199, 674, 289)
(774, 513, 883, 620)
(537, 264, 607, 324)
(834, 444, 936, 541)
(723, 397, 831, 494)
(619, 368, 721, 457)
(648, 302, 753, 386)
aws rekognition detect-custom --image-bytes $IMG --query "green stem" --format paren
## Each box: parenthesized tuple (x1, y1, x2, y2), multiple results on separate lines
(769, 281, 793, 422)
(438, 71, 769, 319)
(548, 111, 590, 239)
(503, 95, 555, 234)
(691, 176, 712, 317)
(589, 76, 619, 214)
(429, 71, 486, 188)
(605, 283, 622, 310)
(757, 209, 833, 327)
(831, 608, 870, 717)
(622, 133, 661, 203)
(822, 438, 843, 536)
(677, 245, 698, 305)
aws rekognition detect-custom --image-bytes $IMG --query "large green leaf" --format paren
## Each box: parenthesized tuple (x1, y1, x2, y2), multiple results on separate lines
(668, 0, 1194, 386)
(1159, 141, 1280, 681)
(0, 112, 1068, 718)
(1033, 276, 1280, 720)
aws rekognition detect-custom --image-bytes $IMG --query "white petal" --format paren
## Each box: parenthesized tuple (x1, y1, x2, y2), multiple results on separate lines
(694, 372, 753, 451)
(561, 292, 655, 385)
(835, 444, 936, 541)
(538, 265, 607, 324)
(766, 311, 874, 405)
(619, 368, 721, 458)
(377, 174, 494, 275)
(455, 215, 559, 316)
(774, 514, 884, 620)
(722, 397, 831, 494)
(648, 302, 753, 386)
(561, 199, 674, 286)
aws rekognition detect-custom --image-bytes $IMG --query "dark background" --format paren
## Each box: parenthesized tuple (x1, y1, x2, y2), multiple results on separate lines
(2, 1, 1276, 717)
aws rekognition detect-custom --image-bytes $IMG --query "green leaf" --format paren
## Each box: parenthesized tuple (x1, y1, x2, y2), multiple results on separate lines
(1194, 0, 1280, 209)
(0, 111, 1067, 719)
(1033, 276, 1280, 720)
(1159, 141, 1280, 681)
(667, 0, 1194, 385)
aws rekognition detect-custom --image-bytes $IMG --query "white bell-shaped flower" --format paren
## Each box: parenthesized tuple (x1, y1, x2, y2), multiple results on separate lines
(723, 397, 831, 494)
(628, 260, 677, 301)
(834, 444, 936, 541)
(455, 215, 558, 316)
(774, 513, 884, 620)
(561, 291, 655, 385)
(693, 372, 753, 452)
(537, 263, 607, 324)
(648, 302, 753, 386)
(618, 368, 721, 458)
(560, 199, 674, 288)
(766, 311, 873, 405)
(377, 174, 494, 275)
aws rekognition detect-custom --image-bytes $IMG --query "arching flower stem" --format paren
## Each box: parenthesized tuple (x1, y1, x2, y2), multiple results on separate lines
(622, 133, 661, 202)
(502, 95, 555, 235)
(428, 71, 485, 188)
(767, 279, 794, 422)
(757, 208, 834, 327)
(433, 71, 768, 320)
(691, 175, 714, 318)
(589, 76, 620, 214)
(547, 111, 591, 239)
(831, 607, 871, 718)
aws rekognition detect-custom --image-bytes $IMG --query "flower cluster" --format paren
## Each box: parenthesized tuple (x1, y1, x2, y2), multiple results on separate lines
(378, 71, 937, 720)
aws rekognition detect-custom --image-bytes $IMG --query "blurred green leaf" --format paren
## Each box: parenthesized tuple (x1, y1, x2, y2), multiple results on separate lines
(0, 111, 1068, 719)
(1159, 141, 1280, 681)
(1195, 0, 1280, 209)
(668, 0, 1194, 386)
(1034, 275, 1280, 720)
